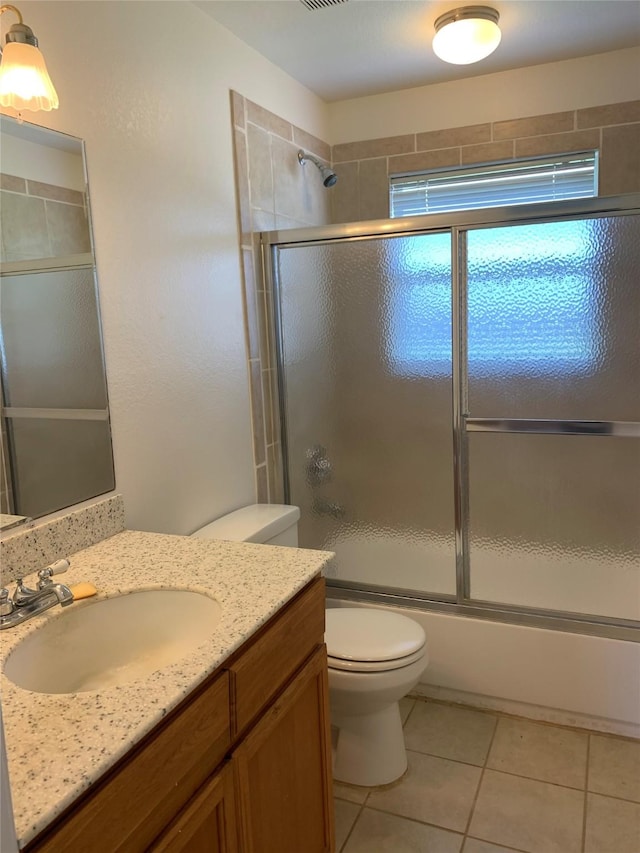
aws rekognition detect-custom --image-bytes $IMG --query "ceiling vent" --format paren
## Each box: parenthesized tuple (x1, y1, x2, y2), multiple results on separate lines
(299, 0, 348, 10)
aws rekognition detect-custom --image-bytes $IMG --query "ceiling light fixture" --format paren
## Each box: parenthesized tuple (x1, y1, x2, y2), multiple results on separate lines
(432, 5, 501, 65)
(0, 4, 59, 112)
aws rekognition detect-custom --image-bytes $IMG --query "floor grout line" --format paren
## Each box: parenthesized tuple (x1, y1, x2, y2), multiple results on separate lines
(461, 711, 499, 843)
(464, 833, 532, 853)
(403, 744, 589, 794)
(338, 795, 368, 853)
(402, 697, 418, 728)
(357, 802, 465, 836)
(585, 789, 640, 807)
(464, 763, 587, 792)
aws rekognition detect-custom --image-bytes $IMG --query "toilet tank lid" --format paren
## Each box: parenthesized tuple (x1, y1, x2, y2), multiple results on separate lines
(191, 504, 300, 543)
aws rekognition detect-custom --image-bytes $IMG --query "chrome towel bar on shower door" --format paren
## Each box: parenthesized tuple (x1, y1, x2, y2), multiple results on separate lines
(465, 418, 640, 437)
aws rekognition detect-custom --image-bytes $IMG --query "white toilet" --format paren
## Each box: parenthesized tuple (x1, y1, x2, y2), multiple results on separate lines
(326, 607, 427, 786)
(191, 503, 429, 787)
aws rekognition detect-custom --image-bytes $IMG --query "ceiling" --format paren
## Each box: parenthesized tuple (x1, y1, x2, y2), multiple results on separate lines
(194, 0, 640, 102)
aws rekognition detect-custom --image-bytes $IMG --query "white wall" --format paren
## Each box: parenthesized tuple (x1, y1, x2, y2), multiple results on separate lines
(328, 47, 640, 142)
(5, 1, 328, 535)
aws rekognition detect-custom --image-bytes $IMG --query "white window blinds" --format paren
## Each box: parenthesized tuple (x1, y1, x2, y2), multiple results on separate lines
(389, 152, 598, 218)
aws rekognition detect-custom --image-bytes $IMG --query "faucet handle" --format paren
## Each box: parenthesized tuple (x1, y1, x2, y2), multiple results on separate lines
(37, 559, 70, 589)
(13, 577, 37, 604)
(0, 588, 13, 617)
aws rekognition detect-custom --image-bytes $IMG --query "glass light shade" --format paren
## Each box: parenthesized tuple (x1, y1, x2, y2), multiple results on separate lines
(433, 16, 501, 65)
(0, 41, 59, 111)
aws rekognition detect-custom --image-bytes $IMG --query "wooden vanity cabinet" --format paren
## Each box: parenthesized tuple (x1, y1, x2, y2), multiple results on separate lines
(26, 577, 334, 853)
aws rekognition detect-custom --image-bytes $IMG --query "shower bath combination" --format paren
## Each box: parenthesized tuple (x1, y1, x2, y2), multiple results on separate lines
(264, 193, 640, 642)
(298, 148, 338, 187)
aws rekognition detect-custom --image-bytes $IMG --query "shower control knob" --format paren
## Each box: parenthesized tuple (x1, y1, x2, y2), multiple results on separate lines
(306, 445, 332, 486)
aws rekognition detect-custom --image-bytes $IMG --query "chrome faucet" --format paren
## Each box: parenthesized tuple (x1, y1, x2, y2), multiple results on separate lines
(0, 559, 73, 630)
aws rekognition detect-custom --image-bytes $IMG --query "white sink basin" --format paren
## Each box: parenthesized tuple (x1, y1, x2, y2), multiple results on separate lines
(3, 589, 222, 694)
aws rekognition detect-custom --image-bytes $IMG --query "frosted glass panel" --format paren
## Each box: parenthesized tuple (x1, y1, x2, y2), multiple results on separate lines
(468, 432, 640, 620)
(1, 268, 107, 409)
(7, 418, 115, 518)
(467, 214, 640, 421)
(277, 233, 456, 596)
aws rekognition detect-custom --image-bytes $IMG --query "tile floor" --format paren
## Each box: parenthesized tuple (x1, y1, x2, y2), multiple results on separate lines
(333, 697, 640, 853)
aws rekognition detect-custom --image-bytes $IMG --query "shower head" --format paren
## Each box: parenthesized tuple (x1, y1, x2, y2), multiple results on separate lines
(298, 149, 338, 187)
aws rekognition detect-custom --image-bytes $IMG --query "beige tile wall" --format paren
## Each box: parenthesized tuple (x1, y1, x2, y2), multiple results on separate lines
(330, 100, 640, 222)
(230, 91, 333, 502)
(0, 174, 90, 262)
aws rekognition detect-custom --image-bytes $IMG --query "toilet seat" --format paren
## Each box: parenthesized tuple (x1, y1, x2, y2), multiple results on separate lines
(327, 646, 425, 672)
(326, 608, 426, 673)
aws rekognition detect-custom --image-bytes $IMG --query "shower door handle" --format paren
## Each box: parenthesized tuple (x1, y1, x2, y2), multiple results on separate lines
(465, 418, 640, 437)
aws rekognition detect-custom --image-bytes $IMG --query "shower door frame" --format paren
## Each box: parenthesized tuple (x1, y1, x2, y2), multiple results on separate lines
(262, 193, 640, 642)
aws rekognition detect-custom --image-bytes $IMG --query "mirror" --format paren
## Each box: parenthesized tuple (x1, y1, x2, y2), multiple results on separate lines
(0, 116, 115, 530)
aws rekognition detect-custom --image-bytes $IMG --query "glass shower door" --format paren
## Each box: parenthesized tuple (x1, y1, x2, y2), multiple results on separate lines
(275, 232, 457, 597)
(465, 213, 640, 621)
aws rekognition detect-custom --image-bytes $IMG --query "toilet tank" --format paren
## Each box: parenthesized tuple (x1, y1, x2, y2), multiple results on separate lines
(191, 504, 300, 547)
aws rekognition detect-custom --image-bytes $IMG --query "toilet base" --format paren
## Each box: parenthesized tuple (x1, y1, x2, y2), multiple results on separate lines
(332, 700, 407, 787)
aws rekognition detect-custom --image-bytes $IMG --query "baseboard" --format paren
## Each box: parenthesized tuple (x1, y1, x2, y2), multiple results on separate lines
(412, 682, 640, 741)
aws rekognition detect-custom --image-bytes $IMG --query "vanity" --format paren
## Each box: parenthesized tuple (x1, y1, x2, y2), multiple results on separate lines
(0, 516, 336, 852)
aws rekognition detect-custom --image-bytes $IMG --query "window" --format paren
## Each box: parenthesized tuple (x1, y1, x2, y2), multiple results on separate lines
(389, 152, 598, 218)
(388, 219, 602, 380)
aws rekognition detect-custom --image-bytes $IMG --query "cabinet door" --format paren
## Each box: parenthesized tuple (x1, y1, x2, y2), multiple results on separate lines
(233, 645, 334, 853)
(150, 763, 238, 853)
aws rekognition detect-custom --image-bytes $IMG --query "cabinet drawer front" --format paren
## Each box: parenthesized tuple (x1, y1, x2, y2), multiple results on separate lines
(29, 672, 231, 853)
(229, 577, 325, 735)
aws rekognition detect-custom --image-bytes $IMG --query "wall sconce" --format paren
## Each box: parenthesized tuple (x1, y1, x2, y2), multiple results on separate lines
(0, 4, 59, 112)
(432, 5, 501, 65)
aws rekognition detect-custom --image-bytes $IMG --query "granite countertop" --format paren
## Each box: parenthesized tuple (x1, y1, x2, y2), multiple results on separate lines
(0, 529, 333, 848)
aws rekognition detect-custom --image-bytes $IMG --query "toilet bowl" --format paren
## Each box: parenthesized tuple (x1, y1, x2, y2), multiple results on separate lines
(190, 504, 429, 788)
(326, 607, 428, 786)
